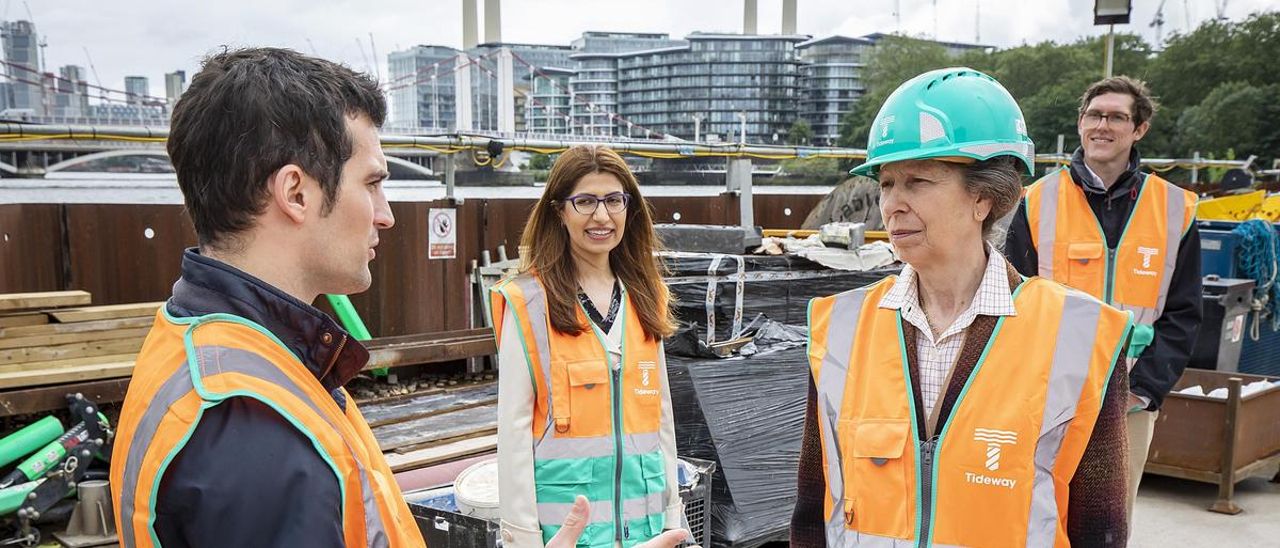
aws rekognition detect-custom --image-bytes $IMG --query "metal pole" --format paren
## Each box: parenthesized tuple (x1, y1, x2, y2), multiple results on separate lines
(738, 111, 746, 144)
(694, 115, 702, 143)
(1104, 25, 1115, 78)
(444, 154, 457, 201)
(1192, 151, 1200, 185)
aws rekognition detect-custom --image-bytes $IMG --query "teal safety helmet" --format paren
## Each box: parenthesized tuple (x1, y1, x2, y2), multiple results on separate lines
(850, 67, 1035, 179)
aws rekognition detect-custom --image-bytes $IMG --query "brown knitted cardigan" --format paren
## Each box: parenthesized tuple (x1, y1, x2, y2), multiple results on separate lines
(790, 260, 1130, 547)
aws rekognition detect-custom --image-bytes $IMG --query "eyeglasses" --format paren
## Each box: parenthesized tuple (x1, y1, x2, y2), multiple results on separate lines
(563, 192, 631, 215)
(1081, 110, 1133, 127)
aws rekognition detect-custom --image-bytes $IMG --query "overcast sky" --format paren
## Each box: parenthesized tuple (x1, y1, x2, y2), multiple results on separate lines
(20, 0, 1276, 99)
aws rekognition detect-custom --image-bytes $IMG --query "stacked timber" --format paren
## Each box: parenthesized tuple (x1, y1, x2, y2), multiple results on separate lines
(360, 379, 500, 473)
(0, 292, 500, 473)
(0, 291, 160, 390)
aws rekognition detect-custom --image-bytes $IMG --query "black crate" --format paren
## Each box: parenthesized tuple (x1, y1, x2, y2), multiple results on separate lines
(408, 489, 500, 548)
(679, 457, 717, 547)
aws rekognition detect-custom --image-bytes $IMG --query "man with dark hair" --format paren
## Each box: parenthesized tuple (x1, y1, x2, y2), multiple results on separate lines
(1004, 75, 1202, 528)
(108, 47, 424, 547)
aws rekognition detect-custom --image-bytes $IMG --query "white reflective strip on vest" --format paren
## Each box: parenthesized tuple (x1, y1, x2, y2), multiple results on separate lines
(814, 290, 868, 543)
(534, 431, 660, 460)
(1025, 289, 1102, 547)
(537, 499, 615, 526)
(1035, 172, 1061, 279)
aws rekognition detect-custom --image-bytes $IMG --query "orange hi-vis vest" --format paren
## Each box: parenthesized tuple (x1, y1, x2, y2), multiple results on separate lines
(109, 310, 424, 548)
(807, 276, 1131, 547)
(490, 273, 670, 547)
(1024, 168, 1197, 326)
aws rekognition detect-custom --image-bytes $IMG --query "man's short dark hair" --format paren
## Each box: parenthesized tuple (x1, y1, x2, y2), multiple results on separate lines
(1078, 76, 1158, 127)
(168, 47, 386, 249)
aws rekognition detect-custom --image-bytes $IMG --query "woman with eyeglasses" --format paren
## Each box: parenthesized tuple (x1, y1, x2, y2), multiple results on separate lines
(489, 145, 689, 548)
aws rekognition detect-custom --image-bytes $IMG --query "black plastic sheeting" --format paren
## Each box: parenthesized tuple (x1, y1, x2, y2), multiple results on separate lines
(661, 251, 899, 342)
(666, 320, 811, 548)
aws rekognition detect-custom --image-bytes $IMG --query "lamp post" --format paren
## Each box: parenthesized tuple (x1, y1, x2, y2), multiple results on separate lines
(1093, 0, 1132, 78)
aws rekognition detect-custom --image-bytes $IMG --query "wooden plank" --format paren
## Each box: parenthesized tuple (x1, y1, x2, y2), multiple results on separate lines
(0, 291, 92, 312)
(0, 327, 152, 350)
(364, 331, 496, 370)
(360, 382, 498, 427)
(372, 403, 497, 452)
(0, 337, 145, 366)
(0, 317, 153, 339)
(384, 434, 497, 473)
(0, 359, 135, 389)
(0, 313, 48, 329)
(391, 426, 497, 455)
(0, 353, 140, 374)
(0, 377, 131, 417)
(46, 302, 164, 323)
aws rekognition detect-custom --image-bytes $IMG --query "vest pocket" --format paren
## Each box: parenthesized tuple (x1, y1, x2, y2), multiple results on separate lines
(551, 359, 613, 436)
(638, 454, 667, 538)
(848, 418, 912, 537)
(1065, 242, 1105, 295)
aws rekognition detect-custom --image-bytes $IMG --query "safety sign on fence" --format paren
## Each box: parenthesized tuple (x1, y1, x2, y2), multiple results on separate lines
(428, 208, 457, 260)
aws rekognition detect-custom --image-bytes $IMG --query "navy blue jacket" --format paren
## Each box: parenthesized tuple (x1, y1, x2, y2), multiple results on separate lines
(152, 249, 370, 547)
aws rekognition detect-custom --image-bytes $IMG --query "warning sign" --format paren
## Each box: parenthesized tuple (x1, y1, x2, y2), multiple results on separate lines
(428, 208, 456, 260)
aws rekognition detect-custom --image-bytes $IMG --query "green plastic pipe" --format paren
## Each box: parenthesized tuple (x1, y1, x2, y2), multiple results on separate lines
(325, 294, 386, 376)
(0, 416, 62, 469)
(0, 479, 41, 515)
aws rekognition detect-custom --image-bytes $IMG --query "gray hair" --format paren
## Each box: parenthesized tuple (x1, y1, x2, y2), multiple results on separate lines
(962, 156, 1025, 245)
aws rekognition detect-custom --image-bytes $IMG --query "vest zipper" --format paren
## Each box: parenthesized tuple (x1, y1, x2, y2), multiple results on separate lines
(918, 435, 939, 548)
(612, 358, 625, 542)
(1105, 248, 1117, 304)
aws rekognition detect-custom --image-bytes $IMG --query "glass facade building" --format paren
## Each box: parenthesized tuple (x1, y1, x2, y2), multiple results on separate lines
(796, 36, 872, 146)
(616, 34, 806, 143)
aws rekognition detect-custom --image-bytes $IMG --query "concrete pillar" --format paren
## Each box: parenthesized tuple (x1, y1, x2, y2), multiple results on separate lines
(744, 0, 758, 34)
(782, 0, 797, 34)
(484, 0, 502, 44)
(496, 47, 515, 133)
(462, 0, 479, 49)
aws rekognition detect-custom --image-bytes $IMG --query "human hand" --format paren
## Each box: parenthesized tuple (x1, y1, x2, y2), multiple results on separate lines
(545, 496, 691, 548)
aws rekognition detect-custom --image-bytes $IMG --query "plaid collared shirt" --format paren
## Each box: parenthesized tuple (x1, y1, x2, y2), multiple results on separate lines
(878, 244, 1018, 414)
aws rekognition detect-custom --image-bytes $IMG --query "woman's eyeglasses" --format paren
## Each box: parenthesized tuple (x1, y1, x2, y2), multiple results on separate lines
(563, 192, 631, 215)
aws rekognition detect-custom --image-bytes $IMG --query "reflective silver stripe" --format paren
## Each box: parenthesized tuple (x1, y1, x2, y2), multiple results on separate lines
(511, 275, 555, 437)
(535, 432, 660, 460)
(1036, 172, 1061, 279)
(537, 499, 614, 525)
(814, 290, 867, 541)
(1153, 185, 1187, 321)
(621, 491, 668, 520)
(531, 474, 666, 528)
(1025, 288, 1101, 548)
(194, 344, 390, 548)
(847, 530, 919, 547)
(119, 359, 194, 548)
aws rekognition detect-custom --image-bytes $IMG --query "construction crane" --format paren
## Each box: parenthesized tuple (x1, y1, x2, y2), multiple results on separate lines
(81, 47, 105, 100)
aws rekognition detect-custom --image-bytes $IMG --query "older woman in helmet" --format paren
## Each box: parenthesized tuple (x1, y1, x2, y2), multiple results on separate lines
(791, 68, 1132, 547)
